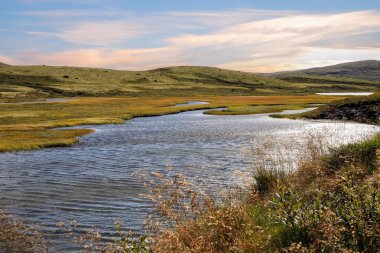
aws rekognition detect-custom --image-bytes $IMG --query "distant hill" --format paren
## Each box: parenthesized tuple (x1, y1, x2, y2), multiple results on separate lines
(268, 60, 380, 82)
(0, 62, 8, 66)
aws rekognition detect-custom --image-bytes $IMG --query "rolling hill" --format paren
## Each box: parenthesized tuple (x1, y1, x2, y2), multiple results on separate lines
(268, 60, 380, 81)
(0, 65, 308, 101)
(0, 62, 8, 66)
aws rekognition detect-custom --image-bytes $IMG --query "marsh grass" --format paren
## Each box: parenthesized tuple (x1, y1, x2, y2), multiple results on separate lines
(0, 95, 340, 152)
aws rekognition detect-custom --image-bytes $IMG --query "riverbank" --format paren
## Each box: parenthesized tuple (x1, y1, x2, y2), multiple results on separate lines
(141, 95, 380, 253)
(0, 95, 341, 152)
(273, 92, 380, 125)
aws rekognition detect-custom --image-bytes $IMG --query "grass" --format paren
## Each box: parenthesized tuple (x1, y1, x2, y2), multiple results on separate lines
(0, 129, 94, 152)
(0, 211, 47, 253)
(0, 95, 343, 152)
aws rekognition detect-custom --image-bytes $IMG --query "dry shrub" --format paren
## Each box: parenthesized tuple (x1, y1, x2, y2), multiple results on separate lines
(0, 211, 47, 253)
(130, 171, 260, 253)
(153, 204, 256, 253)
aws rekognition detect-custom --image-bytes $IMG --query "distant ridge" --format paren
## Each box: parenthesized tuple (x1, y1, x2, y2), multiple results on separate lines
(269, 60, 380, 81)
(0, 62, 8, 66)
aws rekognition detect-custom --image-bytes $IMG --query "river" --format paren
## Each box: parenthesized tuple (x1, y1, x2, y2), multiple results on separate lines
(0, 108, 379, 252)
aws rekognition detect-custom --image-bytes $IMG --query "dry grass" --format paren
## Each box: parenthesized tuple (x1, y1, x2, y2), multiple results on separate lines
(130, 133, 380, 253)
(0, 211, 47, 253)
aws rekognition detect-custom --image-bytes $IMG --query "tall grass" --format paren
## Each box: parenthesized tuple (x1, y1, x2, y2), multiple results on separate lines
(129, 133, 380, 252)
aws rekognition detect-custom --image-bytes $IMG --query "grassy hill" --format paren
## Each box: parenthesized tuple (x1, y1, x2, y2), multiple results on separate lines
(0, 65, 292, 102)
(1, 64, 379, 102)
(264, 60, 380, 93)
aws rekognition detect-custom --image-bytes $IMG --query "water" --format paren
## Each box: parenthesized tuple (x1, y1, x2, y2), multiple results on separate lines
(172, 101, 210, 106)
(316, 92, 374, 96)
(0, 109, 379, 252)
(1, 98, 76, 104)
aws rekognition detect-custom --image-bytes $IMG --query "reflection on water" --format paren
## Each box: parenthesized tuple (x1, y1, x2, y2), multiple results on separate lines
(0, 109, 378, 252)
(172, 101, 209, 106)
(1, 98, 76, 104)
(316, 92, 374, 96)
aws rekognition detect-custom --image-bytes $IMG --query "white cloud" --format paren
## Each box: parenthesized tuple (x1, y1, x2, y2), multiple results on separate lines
(58, 21, 146, 46)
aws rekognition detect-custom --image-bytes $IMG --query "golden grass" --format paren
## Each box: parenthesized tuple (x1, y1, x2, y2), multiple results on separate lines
(0, 95, 343, 152)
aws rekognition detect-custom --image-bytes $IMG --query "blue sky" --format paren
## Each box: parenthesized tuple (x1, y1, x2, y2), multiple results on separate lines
(1, 0, 380, 71)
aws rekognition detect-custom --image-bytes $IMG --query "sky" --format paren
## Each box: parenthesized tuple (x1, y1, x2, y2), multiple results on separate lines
(0, 0, 380, 72)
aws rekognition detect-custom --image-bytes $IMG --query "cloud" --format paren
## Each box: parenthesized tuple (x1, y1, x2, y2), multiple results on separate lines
(58, 21, 146, 46)
(165, 10, 380, 71)
(9, 47, 185, 70)
(7, 9, 380, 71)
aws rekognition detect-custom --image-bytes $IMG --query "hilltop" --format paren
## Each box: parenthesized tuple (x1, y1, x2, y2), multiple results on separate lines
(268, 60, 380, 82)
(0, 62, 8, 66)
(1, 64, 379, 102)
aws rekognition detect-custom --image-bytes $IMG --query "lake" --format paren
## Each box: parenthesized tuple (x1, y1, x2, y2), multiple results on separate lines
(0, 108, 379, 252)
